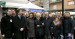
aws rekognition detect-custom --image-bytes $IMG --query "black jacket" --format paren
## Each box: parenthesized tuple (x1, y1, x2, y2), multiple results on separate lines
(13, 15, 26, 39)
(44, 17, 53, 35)
(51, 23, 63, 37)
(1, 15, 13, 38)
(35, 19, 44, 36)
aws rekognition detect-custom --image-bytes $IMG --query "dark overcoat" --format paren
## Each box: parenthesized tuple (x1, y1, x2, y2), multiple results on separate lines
(1, 15, 13, 38)
(13, 15, 26, 39)
(26, 18, 35, 38)
(35, 19, 44, 36)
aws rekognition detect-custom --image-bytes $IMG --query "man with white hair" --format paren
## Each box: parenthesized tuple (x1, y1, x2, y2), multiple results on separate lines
(43, 11, 53, 39)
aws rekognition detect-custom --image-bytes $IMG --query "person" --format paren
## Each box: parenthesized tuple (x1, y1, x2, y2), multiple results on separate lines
(26, 13, 35, 39)
(22, 9, 28, 39)
(43, 12, 53, 39)
(56, 12, 62, 19)
(73, 18, 75, 39)
(51, 17, 63, 39)
(13, 9, 26, 39)
(11, 9, 16, 39)
(41, 13, 45, 23)
(1, 9, 13, 39)
(22, 9, 26, 17)
(26, 13, 29, 18)
(11, 9, 16, 17)
(61, 12, 74, 39)
(35, 13, 44, 39)
(34, 12, 37, 20)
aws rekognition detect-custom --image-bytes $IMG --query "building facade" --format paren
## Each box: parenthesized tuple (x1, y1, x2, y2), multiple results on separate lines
(30, 0, 43, 7)
(49, 0, 75, 12)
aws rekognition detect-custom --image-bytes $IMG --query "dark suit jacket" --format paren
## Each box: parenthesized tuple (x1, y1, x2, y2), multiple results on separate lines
(13, 15, 26, 39)
(1, 15, 13, 38)
(35, 18, 44, 36)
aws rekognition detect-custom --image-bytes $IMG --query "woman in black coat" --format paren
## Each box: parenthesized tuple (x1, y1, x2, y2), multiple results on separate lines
(26, 13, 35, 39)
(51, 17, 63, 39)
(35, 13, 44, 39)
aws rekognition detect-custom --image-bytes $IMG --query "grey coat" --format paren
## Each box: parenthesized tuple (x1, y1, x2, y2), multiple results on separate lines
(27, 18, 35, 38)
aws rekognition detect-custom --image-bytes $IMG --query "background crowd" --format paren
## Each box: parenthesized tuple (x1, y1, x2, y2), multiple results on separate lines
(1, 8, 75, 39)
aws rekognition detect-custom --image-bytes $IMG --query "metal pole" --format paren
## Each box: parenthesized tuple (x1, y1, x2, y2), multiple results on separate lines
(62, 0, 64, 16)
(62, 0, 65, 39)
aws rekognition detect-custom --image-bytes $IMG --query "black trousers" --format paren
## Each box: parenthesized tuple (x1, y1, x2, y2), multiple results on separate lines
(29, 37, 34, 39)
(36, 35, 44, 39)
(74, 29, 75, 39)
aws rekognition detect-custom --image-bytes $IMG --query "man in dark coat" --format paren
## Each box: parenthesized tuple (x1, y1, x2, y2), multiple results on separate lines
(22, 9, 28, 39)
(11, 9, 16, 39)
(1, 9, 13, 39)
(13, 9, 26, 39)
(61, 12, 74, 39)
(73, 18, 75, 39)
(43, 12, 53, 39)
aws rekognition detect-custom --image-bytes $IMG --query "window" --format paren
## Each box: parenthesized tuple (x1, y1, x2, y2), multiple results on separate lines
(53, 4, 57, 10)
(68, 1, 75, 5)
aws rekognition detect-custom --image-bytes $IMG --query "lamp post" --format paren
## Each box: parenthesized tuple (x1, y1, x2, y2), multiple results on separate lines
(62, 0, 64, 16)
(62, 0, 65, 39)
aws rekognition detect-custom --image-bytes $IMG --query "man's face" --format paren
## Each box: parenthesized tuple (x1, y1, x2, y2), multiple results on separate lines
(56, 12, 61, 17)
(12, 10, 15, 14)
(45, 12, 49, 18)
(64, 13, 70, 18)
(18, 10, 22, 15)
(22, 11, 25, 15)
(7, 10, 12, 16)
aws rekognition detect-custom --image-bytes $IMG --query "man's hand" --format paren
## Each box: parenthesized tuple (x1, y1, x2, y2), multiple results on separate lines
(2, 34, 5, 38)
(60, 35, 64, 37)
(12, 33, 14, 36)
(20, 28, 24, 31)
(68, 33, 71, 36)
(37, 25, 40, 27)
(42, 23, 44, 26)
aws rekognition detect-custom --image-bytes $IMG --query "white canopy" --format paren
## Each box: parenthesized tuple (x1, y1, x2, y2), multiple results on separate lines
(2, 0, 29, 4)
(1, 0, 44, 9)
(19, 2, 44, 9)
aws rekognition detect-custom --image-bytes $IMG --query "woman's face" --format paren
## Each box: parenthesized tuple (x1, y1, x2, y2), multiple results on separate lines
(30, 14, 33, 18)
(42, 14, 45, 17)
(55, 18, 59, 21)
(26, 13, 29, 17)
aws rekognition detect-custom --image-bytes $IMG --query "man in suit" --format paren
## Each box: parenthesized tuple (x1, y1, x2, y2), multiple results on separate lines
(1, 9, 13, 39)
(13, 9, 26, 39)
(44, 12, 53, 39)
(62, 12, 74, 39)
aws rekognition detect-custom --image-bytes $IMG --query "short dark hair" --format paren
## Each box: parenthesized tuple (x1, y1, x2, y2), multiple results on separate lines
(22, 9, 26, 11)
(7, 8, 12, 11)
(17, 9, 22, 13)
(65, 11, 70, 14)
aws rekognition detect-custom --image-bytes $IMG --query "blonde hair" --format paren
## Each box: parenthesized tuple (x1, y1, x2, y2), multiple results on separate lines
(36, 13, 41, 20)
(36, 13, 41, 17)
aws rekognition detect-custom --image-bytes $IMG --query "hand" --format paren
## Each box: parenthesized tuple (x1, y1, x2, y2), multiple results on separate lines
(68, 33, 71, 36)
(37, 25, 40, 27)
(42, 23, 44, 25)
(60, 35, 64, 37)
(2, 34, 5, 38)
(51, 27, 53, 29)
(52, 33, 53, 34)
(20, 28, 24, 31)
(12, 33, 14, 36)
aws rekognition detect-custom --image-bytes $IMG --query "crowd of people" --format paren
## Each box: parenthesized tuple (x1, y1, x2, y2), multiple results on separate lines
(1, 8, 75, 39)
